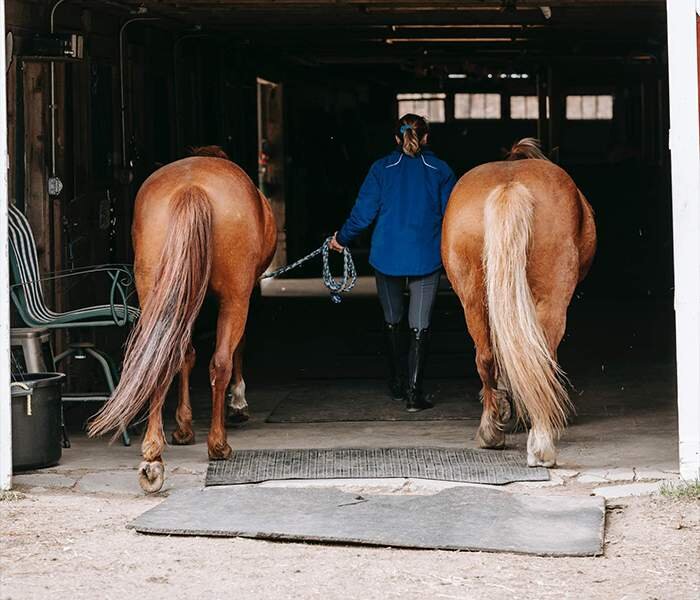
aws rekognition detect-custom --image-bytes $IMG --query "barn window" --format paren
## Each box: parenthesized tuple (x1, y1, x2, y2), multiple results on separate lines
(397, 93, 446, 123)
(454, 93, 501, 119)
(566, 94, 614, 120)
(510, 95, 539, 119)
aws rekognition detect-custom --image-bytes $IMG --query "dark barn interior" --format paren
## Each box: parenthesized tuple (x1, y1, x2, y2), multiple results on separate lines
(6, 1, 675, 445)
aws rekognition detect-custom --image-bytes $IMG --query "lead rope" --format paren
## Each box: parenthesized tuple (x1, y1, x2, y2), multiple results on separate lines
(260, 237, 357, 303)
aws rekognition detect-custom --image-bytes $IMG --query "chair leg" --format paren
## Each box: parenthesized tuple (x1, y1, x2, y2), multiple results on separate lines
(60, 403, 71, 449)
(85, 348, 131, 447)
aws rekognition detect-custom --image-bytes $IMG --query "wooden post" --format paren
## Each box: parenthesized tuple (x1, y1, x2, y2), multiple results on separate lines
(1, 0, 14, 491)
(667, 0, 700, 481)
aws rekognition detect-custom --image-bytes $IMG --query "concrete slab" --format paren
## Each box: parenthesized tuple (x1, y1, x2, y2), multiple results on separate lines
(76, 471, 202, 495)
(578, 474, 609, 484)
(131, 486, 606, 556)
(593, 481, 667, 499)
(12, 473, 78, 489)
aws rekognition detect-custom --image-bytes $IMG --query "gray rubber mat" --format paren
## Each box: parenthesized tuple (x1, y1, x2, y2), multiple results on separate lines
(131, 486, 605, 556)
(266, 379, 482, 423)
(205, 448, 549, 486)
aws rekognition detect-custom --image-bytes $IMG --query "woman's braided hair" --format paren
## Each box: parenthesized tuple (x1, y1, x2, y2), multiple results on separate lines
(397, 113, 429, 157)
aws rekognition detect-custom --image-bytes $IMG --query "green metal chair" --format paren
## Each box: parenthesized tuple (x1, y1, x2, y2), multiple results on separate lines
(8, 203, 140, 446)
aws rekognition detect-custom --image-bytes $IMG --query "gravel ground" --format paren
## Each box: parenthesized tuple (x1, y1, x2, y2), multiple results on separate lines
(1, 485, 698, 600)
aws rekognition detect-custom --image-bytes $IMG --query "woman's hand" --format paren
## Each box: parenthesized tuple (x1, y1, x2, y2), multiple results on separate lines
(328, 233, 345, 253)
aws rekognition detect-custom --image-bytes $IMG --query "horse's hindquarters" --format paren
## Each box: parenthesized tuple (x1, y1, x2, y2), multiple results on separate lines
(443, 159, 593, 467)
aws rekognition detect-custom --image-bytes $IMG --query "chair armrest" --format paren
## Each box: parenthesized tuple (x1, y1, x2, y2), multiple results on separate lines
(11, 265, 137, 327)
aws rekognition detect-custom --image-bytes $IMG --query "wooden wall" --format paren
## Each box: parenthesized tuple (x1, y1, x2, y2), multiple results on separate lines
(5, 2, 259, 355)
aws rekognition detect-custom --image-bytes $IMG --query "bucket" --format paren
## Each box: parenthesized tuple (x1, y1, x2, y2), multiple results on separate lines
(11, 373, 65, 471)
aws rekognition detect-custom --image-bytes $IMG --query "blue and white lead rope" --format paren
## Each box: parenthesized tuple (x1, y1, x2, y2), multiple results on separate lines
(260, 237, 357, 303)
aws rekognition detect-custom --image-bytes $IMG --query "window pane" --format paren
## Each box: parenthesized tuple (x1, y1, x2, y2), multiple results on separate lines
(510, 96, 525, 118)
(455, 93, 501, 119)
(397, 93, 446, 123)
(597, 95, 613, 119)
(484, 94, 501, 119)
(526, 96, 539, 118)
(566, 95, 582, 119)
(510, 95, 538, 119)
(582, 95, 596, 119)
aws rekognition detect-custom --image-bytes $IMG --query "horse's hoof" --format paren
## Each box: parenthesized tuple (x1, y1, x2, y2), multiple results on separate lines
(527, 453, 557, 468)
(527, 429, 557, 467)
(171, 429, 195, 445)
(227, 407, 250, 424)
(208, 442, 233, 461)
(138, 461, 165, 493)
(476, 429, 506, 449)
(476, 416, 506, 449)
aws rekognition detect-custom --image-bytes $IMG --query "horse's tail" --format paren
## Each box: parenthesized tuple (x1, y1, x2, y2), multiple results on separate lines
(505, 137, 548, 161)
(482, 182, 571, 438)
(88, 186, 212, 439)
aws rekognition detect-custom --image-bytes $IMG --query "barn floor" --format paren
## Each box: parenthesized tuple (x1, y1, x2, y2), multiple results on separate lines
(3, 283, 697, 599)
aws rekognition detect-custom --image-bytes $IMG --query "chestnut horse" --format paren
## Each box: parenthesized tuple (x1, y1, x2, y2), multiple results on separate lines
(89, 147, 277, 492)
(442, 139, 596, 467)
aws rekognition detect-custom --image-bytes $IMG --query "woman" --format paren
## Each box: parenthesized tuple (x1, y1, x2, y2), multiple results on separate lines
(330, 114, 456, 412)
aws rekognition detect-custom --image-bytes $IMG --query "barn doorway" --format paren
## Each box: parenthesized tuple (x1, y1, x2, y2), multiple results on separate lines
(3, 0, 688, 481)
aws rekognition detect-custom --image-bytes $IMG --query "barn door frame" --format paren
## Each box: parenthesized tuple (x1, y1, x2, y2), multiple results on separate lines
(667, 0, 700, 481)
(1, 5, 12, 491)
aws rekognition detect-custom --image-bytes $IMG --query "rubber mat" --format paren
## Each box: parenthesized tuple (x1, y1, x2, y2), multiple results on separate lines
(131, 486, 605, 557)
(266, 379, 482, 422)
(205, 447, 549, 486)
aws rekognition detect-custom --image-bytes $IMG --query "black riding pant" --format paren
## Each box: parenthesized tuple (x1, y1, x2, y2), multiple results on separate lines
(374, 269, 441, 330)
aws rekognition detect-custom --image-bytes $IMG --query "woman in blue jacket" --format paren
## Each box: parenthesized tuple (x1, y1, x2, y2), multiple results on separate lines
(330, 114, 456, 412)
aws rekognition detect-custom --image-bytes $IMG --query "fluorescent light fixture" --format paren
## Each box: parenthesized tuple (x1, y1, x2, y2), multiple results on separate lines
(385, 38, 526, 44)
(448, 73, 467, 79)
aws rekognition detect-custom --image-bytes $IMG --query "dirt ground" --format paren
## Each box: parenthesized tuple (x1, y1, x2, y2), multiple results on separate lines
(1, 482, 698, 600)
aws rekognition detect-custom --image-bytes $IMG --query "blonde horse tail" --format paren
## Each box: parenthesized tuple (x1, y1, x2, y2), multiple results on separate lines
(482, 182, 571, 442)
(89, 186, 212, 439)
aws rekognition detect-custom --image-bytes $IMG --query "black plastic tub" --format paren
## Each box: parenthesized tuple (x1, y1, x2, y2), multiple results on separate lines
(11, 373, 65, 471)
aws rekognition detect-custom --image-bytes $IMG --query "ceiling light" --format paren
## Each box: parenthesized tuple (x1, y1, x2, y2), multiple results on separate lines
(448, 73, 467, 79)
(385, 38, 526, 44)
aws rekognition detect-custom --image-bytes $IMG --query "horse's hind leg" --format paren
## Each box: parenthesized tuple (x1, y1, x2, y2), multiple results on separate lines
(467, 306, 510, 449)
(208, 298, 249, 459)
(227, 336, 249, 423)
(526, 295, 571, 467)
(172, 343, 196, 445)
(454, 277, 510, 449)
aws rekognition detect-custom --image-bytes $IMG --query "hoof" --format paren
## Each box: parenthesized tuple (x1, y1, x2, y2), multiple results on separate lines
(476, 425, 506, 449)
(171, 429, 195, 445)
(208, 442, 233, 461)
(476, 408, 506, 449)
(227, 406, 250, 424)
(138, 461, 165, 493)
(527, 429, 557, 467)
(527, 453, 557, 468)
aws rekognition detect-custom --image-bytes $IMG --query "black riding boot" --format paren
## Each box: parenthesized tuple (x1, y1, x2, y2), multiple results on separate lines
(384, 321, 404, 400)
(405, 327, 433, 412)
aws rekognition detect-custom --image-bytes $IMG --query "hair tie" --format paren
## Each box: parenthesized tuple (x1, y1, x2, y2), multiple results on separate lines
(399, 124, 413, 134)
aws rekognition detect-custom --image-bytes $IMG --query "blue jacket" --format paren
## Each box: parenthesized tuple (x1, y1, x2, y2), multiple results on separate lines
(337, 149, 456, 276)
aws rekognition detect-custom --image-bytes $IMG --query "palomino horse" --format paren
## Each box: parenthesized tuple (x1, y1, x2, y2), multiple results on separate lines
(89, 147, 277, 492)
(442, 139, 596, 467)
